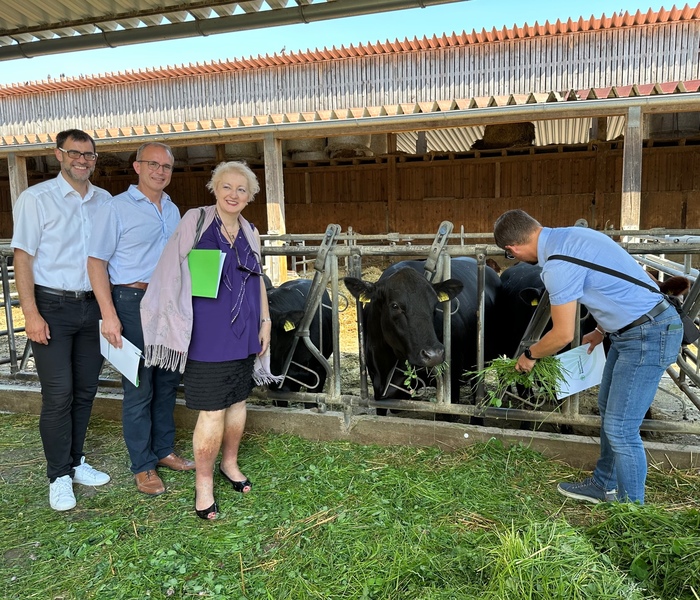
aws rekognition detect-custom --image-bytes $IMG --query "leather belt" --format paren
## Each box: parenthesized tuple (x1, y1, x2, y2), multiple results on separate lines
(120, 282, 148, 290)
(614, 299, 671, 335)
(35, 284, 95, 300)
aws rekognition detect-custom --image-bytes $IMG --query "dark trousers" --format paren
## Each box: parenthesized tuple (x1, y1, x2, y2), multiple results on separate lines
(113, 287, 181, 474)
(32, 290, 103, 481)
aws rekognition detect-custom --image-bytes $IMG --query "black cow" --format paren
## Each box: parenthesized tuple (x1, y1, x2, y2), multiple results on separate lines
(344, 257, 502, 403)
(267, 279, 332, 396)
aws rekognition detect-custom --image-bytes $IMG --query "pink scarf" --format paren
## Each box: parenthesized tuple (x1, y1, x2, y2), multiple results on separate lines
(140, 204, 282, 386)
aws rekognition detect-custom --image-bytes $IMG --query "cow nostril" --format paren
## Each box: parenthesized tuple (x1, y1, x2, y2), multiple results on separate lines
(420, 348, 445, 367)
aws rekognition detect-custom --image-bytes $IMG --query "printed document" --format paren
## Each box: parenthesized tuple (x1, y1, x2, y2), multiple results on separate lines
(555, 342, 606, 400)
(99, 320, 141, 387)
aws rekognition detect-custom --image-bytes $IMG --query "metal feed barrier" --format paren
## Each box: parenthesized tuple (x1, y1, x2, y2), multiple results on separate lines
(1, 223, 700, 436)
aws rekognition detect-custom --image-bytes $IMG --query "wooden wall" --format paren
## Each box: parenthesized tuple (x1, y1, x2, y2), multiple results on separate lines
(2, 142, 700, 239)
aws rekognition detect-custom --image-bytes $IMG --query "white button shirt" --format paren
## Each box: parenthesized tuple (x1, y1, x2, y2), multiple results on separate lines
(11, 172, 112, 291)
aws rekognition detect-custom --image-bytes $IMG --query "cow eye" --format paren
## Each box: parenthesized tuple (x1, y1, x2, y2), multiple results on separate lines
(390, 302, 400, 311)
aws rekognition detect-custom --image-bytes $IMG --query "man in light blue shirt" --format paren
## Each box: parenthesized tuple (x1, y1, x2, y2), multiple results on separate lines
(494, 209, 683, 505)
(12, 129, 112, 511)
(88, 142, 194, 497)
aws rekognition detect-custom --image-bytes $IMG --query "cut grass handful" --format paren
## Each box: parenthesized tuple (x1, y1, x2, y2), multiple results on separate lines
(468, 354, 569, 407)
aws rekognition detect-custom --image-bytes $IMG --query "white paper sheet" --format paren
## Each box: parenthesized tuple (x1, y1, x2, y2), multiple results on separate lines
(99, 320, 141, 387)
(555, 342, 606, 400)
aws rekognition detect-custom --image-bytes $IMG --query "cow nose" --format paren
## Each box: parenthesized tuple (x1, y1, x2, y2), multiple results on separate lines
(420, 347, 444, 367)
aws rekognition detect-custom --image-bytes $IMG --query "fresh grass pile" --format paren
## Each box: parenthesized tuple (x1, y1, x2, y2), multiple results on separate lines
(481, 521, 646, 599)
(467, 355, 569, 407)
(1, 413, 700, 599)
(586, 503, 700, 599)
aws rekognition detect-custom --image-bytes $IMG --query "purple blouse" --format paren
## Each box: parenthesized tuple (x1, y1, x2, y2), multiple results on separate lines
(188, 217, 262, 362)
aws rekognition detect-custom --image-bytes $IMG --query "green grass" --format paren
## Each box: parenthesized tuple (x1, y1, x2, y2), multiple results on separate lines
(1, 413, 700, 599)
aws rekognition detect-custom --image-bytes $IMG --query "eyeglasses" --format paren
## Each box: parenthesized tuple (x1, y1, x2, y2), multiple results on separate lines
(137, 160, 174, 173)
(59, 147, 98, 161)
(234, 246, 262, 276)
(504, 249, 515, 260)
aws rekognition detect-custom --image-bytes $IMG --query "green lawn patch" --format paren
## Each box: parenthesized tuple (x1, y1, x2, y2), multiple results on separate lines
(1, 412, 699, 599)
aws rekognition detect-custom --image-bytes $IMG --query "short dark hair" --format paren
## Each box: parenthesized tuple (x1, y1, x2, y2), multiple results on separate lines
(56, 129, 96, 152)
(494, 209, 541, 248)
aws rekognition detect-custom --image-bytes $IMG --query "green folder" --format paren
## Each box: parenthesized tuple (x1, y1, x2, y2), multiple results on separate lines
(188, 249, 225, 298)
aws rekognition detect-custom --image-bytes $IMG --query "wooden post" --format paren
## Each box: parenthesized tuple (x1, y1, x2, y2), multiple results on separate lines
(620, 106, 643, 232)
(263, 133, 287, 284)
(8, 153, 28, 210)
(416, 131, 428, 154)
(590, 117, 608, 141)
(387, 156, 397, 232)
(215, 144, 226, 164)
(387, 133, 397, 154)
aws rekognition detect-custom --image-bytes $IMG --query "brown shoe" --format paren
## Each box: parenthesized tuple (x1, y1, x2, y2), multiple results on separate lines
(135, 470, 166, 495)
(156, 452, 196, 471)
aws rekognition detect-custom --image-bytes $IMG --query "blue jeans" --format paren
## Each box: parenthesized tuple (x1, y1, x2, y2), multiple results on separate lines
(32, 290, 103, 480)
(113, 287, 182, 474)
(593, 304, 683, 503)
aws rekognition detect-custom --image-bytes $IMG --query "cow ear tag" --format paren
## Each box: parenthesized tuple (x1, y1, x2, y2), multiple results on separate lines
(530, 299, 539, 306)
(359, 292, 371, 305)
(437, 292, 450, 302)
(284, 320, 296, 332)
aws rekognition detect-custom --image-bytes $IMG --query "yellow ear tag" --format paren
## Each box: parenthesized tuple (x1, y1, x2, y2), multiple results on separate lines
(359, 292, 371, 306)
(437, 292, 450, 302)
(283, 320, 296, 332)
(530, 299, 539, 306)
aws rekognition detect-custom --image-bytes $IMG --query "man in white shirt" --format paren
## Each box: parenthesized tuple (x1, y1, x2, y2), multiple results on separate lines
(88, 142, 194, 497)
(11, 129, 112, 511)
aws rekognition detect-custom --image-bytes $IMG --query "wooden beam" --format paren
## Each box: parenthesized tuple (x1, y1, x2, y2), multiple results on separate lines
(416, 131, 428, 154)
(590, 117, 608, 141)
(8, 153, 28, 209)
(387, 156, 397, 232)
(620, 106, 643, 231)
(263, 133, 287, 284)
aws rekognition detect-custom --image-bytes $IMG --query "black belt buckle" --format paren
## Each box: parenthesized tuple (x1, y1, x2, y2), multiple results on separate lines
(35, 285, 95, 300)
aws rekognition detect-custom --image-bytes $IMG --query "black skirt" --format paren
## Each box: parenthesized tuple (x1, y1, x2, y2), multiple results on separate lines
(183, 355, 255, 411)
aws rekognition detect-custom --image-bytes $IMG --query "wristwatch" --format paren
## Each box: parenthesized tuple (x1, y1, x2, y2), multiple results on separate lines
(523, 347, 535, 360)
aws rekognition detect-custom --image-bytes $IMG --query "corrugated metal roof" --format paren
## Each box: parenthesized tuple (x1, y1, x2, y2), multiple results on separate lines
(1, 3, 697, 94)
(0, 0, 467, 61)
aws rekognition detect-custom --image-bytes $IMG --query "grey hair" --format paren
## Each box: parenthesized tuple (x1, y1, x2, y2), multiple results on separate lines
(206, 161, 260, 201)
(493, 209, 541, 248)
(135, 142, 174, 162)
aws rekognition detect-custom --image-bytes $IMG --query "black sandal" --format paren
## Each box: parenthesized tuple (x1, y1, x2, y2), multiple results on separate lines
(195, 496, 218, 520)
(219, 465, 252, 493)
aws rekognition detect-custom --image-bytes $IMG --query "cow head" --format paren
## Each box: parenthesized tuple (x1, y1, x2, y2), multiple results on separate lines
(344, 268, 463, 368)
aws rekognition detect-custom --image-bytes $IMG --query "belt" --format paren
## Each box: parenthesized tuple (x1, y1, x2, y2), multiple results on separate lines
(35, 285, 95, 300)
(615, 299, 671, 335)
(119, 282, 148, 290)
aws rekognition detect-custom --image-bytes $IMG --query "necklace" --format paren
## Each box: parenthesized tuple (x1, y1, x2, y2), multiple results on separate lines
(216, 211, 239, 248)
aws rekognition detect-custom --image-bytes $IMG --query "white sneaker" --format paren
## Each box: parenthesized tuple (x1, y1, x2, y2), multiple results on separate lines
(49, 475, 76, 511)
(73, 456, 111, 486)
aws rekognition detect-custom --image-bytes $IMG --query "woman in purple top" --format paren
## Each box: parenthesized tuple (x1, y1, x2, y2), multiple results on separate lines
(184, 162, 271, 520)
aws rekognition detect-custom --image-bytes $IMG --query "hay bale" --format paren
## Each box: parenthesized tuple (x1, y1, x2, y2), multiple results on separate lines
(471, 122, 535, 149)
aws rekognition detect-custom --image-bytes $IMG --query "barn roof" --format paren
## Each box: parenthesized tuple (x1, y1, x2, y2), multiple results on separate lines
(0, 0, 468, 62)
(1, 3, 698, 96)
